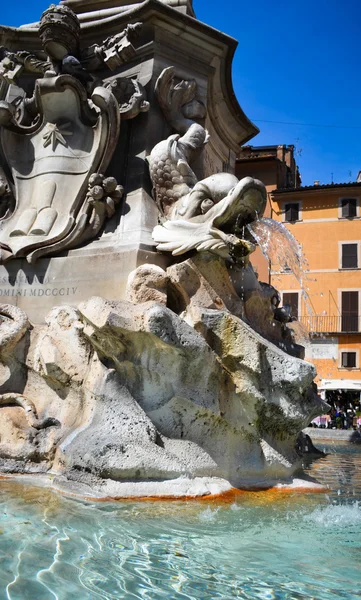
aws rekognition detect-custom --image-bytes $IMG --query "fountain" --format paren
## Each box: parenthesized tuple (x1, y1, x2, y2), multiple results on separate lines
(0, 3, 360, 598)
(0, 2, 327, 501)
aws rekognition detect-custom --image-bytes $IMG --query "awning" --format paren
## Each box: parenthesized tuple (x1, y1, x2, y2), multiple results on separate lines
(319, 379, 361, 391)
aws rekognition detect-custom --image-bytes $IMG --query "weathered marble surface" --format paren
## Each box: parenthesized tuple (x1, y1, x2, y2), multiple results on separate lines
(148, 67, 265, 262)
(0, 255, 326, 498)
(20, 0, 196, 30)
(0, 0, 257, 322)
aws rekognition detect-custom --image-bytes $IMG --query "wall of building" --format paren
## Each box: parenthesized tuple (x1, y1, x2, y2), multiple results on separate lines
(270, 184, 361, 389)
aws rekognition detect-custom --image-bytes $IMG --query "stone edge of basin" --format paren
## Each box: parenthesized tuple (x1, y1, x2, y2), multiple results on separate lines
(304, 427, 361, 443)
(0, 473, 327, 501)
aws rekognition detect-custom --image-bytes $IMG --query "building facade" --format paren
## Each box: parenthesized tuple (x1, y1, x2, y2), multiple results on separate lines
(272, 181, 361, 404)
(237, 146, 361, 405)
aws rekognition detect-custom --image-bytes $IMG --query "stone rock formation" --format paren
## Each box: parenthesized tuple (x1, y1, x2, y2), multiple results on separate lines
(0, 252, 326, 498)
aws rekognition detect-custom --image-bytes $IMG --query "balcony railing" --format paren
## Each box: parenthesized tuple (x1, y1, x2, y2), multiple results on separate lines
(298, 315, 361, 334)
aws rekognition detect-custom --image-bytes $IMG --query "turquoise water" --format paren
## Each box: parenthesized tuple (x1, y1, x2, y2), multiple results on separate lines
(0, 443, 360, 599)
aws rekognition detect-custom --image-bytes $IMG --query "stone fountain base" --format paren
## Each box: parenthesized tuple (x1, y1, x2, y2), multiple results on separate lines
(0, 255, 326, 499)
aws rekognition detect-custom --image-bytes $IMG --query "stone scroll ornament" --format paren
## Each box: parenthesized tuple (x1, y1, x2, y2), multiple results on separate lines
(148, 67, 267, 263)
(0, 5, 149, 264)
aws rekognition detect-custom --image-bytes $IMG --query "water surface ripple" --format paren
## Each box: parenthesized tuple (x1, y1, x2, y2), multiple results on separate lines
(0, 442, 360, 599)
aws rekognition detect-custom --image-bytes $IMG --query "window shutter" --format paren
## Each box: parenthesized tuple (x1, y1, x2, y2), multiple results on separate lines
(342, 244, 358, 269)
(341, 291, 359, 331)
(341, 352, 356, 368)
(349, 353, 356, 368)
(341, 199, 357, 218)
(285, 203, 299, 222)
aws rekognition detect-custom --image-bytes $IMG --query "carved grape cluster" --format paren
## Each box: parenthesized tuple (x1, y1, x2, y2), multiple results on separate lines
(87, 173, 124, 217)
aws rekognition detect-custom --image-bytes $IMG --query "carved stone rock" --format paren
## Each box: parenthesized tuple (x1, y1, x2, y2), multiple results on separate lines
(126, 264, 169, 304)
(0, 245, 325, 498)
(167, 253, 245, 318)
(0, 303, 30, 353)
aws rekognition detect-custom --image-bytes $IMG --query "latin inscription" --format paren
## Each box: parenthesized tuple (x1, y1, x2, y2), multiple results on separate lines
(0, 272, 78, 299)
(0, 275, 51, 285)
(0, 286, 78, 297)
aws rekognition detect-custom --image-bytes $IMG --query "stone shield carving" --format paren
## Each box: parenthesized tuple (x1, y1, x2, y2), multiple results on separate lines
(0, 75, 120, 263)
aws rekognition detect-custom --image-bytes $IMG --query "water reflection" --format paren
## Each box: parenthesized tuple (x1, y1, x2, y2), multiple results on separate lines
(0, 443, 360, 599)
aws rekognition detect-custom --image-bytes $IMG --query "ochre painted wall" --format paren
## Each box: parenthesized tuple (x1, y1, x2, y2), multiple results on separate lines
(270, 185, 361, 385)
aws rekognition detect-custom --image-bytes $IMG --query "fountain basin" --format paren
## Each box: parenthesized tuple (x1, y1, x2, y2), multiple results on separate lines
(0, 442, 359, 599)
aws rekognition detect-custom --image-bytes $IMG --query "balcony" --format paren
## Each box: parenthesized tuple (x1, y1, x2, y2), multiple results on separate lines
(298, 315, 361, 334)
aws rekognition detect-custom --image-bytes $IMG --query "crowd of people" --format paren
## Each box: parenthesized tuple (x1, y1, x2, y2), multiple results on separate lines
(311, 396, 361, 430)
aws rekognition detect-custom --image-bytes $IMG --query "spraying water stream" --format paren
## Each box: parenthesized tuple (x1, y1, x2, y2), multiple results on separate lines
(247, 218, 306, 283)
(248, 217, 315, 322)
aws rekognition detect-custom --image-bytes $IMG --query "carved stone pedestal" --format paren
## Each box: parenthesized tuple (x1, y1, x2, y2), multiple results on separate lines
(0, 0, 257, 322)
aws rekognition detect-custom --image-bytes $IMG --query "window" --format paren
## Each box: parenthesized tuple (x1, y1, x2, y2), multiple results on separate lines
(338, 197, 359, 219)
(341, 198, 357, 219)
(341, 352, 357, 368)
(284, 203, 299, 222)
(282, 292, 299, 319)
(341, 291, 359, 332)
(339, 347, 359, 369)
(341, 243, 358, 269)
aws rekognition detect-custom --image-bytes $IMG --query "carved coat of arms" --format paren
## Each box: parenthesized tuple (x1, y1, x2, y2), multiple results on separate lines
(0, 4, 148, 264)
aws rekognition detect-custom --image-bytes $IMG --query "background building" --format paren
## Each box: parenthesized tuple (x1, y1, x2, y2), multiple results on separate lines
(237, 146, 361, 408)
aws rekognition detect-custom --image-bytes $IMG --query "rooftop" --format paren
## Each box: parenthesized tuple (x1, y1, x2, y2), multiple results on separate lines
(273, 181, 361, 194)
